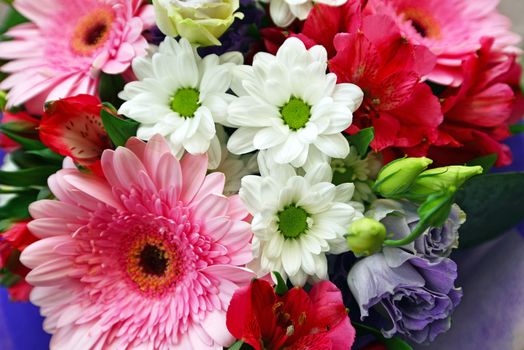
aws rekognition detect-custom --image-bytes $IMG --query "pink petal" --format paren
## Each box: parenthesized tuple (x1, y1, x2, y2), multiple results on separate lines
(201, 310, 236, 347)
(180, 153, 208, 203)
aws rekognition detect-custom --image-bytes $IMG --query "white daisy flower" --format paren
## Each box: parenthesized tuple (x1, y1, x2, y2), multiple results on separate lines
(239, 160, 364, 286)
(227, 37, 363, 169)
(213, 127, 259, 196)
(118, 37, 242, 169)
(261, 0, 347, 28)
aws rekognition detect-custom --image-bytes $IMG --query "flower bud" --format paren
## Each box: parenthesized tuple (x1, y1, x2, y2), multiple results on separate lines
(373, 157, 433, 198)
(0, 90, 7, 110)
(405, 165, 483, 201)
(153, 0, 243, 47)
(346, 218, 387, 257)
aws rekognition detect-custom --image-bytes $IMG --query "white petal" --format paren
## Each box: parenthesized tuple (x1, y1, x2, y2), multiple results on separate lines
(270, 0, 296, 27)
(282, 239, 302, 277)
(227, 127, 259, 154)
(253, 127, 287, 150)
(332, 83, 364, 112)
(314, 134, 350, 159)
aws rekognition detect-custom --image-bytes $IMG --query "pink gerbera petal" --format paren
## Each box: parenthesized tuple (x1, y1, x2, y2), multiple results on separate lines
(21, 135, 254, 349)
(0, 0, 153, 109)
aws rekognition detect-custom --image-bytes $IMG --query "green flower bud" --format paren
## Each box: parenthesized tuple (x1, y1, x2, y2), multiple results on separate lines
(346, 218, 387, 257)
(153, 0, 243, 47)
(373, 157, 433, 198)
(405, 165, 483, 201)
(0, 91, 7, 110)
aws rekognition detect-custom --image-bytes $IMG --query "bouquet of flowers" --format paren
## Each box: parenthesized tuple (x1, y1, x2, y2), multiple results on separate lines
(0, 0, 523, 349)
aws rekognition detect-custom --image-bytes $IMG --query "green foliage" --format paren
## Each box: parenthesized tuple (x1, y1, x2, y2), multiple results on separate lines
(348, 127, 374, 158)
(456, 172, 524, 249)
(466, 154, 498, 173)
(353, 322, 413, 350)
(272, 271, 288, 296)
(101, 105, 139, 147)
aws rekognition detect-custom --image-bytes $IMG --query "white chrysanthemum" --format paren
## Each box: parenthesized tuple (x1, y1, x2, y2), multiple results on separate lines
(261, 0, 347, 28)
(227, 37, 363, 169)
(240, 159, 364, 286)
(118, 37, 241, 169)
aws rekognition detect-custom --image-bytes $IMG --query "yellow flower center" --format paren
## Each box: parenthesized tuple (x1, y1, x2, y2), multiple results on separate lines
(71, 8, 114, 55)
(126, 236, 182, 295)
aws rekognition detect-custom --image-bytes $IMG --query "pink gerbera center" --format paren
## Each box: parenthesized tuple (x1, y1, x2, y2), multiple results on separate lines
(125, 234, 184, 295)
(401, 8, 441, 40)
(71, 8, 114, 55)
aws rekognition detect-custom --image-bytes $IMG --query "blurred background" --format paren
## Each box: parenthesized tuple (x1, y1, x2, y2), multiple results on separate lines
(0, 1, 523, 350)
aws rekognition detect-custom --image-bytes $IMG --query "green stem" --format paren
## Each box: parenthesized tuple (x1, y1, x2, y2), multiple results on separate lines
(383, 220, 429, 247)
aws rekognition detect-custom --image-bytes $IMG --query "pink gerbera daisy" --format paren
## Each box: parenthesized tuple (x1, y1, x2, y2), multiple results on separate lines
(367, 0, 521, 86)
(20, 135, 254, 349)
(0, 0, 154, 113)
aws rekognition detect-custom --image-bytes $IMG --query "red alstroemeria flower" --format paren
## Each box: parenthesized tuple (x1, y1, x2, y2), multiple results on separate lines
(226, 279, 355, 350)
(0, 221, 37, 301)
(0, 111, 39, 152)
(329, 15, 444, 157)
(428, 38, 522, 167)
(39, 94, 112, 174)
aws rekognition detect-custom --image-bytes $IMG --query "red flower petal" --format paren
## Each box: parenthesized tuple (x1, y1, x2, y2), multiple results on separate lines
(39, 94, 111, 168)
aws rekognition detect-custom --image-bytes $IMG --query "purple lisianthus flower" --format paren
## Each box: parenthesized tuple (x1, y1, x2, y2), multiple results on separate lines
(368, 199, 463, 259)
(348, 247, 462, 344)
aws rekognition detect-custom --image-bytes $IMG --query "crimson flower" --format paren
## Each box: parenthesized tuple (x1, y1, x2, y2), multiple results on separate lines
(329, 14, 444, 158)
(226, 279, 355, 350)
(0, 221, 37, 301)
(39, 94, 112, 173)
(428, 38, 523, 167)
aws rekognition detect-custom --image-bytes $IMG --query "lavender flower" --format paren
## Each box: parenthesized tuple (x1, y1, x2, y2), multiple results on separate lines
(368, 199, 464, 259)
(348, 247, 462, 344)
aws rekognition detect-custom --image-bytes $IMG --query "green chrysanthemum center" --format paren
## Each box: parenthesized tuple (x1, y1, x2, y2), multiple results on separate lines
(278, 205, 309, 239)
(280, 97, 311, 130)
(171, 88, 200, 118)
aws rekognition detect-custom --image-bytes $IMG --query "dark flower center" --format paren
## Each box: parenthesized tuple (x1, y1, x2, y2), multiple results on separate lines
(84, 22, 109, 46)
(139, 244, 168, 276)
(410, 19, 428, 38)
(401, 8, 442, 40)
(71, 8, 114, 55)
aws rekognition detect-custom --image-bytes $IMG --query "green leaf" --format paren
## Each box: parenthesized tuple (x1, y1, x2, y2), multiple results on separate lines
(352, 322, 413, 350)
(0, 192, 38, 220)
(228, 341, 244, 350)
(272, 271, 288, 296)
(509, 124, 524, 135)
(100, 107, 138, 147)
(383, 337, 413, 350)
(0, 270, 21, 288)
(99, 73, 126, 109)
(467, 154, 498, 173)
(348, 127, 375, 157)
(0, 7, 27, 37)
(456, 172, 524, 249)
(0, 166, 59, 187)
(0, 124, 45, 151)
(26, 148, 64, 164)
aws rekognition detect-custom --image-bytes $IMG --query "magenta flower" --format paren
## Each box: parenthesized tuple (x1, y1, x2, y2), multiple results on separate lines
(20, 135, 254, 349)
(0, 0, 154, 113)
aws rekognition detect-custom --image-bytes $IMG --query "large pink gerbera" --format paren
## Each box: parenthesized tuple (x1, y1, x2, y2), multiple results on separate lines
(0, 0, 154, 113)
(20, 135, 254, 349)
(366, 0, 521, 86)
